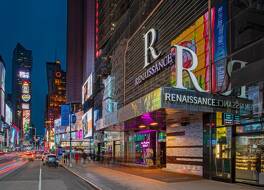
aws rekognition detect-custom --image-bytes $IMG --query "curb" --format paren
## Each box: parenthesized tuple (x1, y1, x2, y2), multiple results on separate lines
(61, 164, 103, 190)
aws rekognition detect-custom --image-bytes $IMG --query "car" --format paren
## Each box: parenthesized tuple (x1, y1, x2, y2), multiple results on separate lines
(35, 151, 43, 160)
(43, 154, 59, 167)
(24, 151, 35, 161)
(41, 152, 49, 162)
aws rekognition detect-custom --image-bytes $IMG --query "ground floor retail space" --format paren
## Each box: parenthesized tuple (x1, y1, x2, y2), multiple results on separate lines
(96, 108, 264, 186)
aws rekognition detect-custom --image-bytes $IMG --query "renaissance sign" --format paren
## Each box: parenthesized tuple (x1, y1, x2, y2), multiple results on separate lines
(162, 87, 252, 114)
(139, 28, 208, 92)
(138, 28, 247, 97)
(135, 52, 174, 85)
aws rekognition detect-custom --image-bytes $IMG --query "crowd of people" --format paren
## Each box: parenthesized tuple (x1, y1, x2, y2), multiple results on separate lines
(63, 151, 88, 165)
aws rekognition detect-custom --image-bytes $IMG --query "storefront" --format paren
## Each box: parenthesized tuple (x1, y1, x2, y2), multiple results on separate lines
(124, 111, 166, 167)
(100, 0, 264, 186)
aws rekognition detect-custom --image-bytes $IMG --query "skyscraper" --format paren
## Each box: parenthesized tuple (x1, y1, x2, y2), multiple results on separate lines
(0, 55, 6, 151)
(66, 0, 95, 104)
(45, 60, 66, 150)
(12, 43, 33, 146)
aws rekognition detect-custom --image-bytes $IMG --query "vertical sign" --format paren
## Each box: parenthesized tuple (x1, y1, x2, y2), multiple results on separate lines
(61, 104, 70, 126)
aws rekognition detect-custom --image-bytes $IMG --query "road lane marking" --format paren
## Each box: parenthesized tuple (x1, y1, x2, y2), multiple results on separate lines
(39, 163, 42, 190)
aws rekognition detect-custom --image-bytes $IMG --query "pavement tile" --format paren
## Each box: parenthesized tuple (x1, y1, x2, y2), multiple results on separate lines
(63, 161, 263, 190)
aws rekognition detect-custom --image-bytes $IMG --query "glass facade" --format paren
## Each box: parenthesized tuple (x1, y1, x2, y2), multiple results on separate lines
(94, 0, 264, 186)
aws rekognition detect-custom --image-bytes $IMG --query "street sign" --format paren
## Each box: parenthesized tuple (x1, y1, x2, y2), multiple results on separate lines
(71, 114, 77, 124)
(61, 104, 70, 126)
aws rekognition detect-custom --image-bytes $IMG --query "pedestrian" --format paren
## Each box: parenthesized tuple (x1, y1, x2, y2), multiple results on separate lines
(82, 151, 87, 164)
(64, 153, 68, 164)
(75, 152, 79, 164)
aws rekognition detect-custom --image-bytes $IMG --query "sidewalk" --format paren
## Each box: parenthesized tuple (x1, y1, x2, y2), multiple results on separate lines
(62, 161, 263, 190)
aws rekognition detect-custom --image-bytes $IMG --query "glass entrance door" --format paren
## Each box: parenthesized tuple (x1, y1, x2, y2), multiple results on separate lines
(212, 126, 232, 179)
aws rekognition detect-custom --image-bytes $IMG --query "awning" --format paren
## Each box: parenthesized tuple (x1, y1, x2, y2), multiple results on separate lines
(102, 87, 253, 129)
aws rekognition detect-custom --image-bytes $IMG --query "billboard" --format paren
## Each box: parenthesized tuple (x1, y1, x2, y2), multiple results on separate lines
(171, 0, 228, 93)
(82, 108, 93, 138)
(54, 118, 62, 134)
(18, 71, 30, 79)
(21, 94, 31, 102)
(82, 73, 93, 104)
(22, 81, 30, 93)
(5, 104, 12, 125)
(61, 104, 70, 126)
(22, 110, 30, 137)
(0, 61, 5, 91)
(22, 103, 30, 110)
(0, 90, 4, 118)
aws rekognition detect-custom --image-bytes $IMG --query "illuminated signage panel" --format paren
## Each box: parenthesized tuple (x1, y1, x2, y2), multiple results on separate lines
(0, 90, 4, 117)
(21, 94, 31, 102)
(82, 109, 93, 138)
(5, 104, 12, 125)
(82, 73, 93, 104)
(18, 71, 30, 79)
(22, 110, 30, 136)
(21, 103, 30, 110)
(22, 81, 30, 93)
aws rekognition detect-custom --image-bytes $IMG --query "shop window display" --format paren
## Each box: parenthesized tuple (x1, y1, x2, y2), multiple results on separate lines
(236, 136, 264, 185)
(128, 131, 157, 166)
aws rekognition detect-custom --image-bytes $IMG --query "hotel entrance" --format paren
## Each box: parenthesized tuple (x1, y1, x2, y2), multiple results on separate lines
(203, 112, 235, 182)
(203, 112, 264, 186)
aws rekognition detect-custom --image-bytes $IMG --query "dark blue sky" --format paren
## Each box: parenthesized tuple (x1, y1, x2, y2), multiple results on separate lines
(0, 0, 67, 136)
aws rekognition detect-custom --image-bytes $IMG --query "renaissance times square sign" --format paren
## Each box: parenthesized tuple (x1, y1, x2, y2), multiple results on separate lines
(137, 28, 247, 94)
(135, 28, 252, 113)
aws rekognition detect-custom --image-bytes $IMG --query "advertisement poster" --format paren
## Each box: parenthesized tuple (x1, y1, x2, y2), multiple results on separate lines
(22, 110, 30, 137)
(1, 90, 4, 117)
(0, 62, 5, 91)
(61, 104, 70, 126)
(22, 81, 30, 93)
(5, 104, 12, 125)
(214, 0, 228, 92)
(171, 0, 227, 93)
(82, 73, 93, 104)
(82, 108, 93, 138)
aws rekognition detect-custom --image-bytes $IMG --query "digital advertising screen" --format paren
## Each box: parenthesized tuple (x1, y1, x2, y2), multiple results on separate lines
(5, 104, 12, 125)
(22, 110, 31, 136)
(82, 108, 93, 138)
(82, 73, 93, 104)
(171, 0, 228, 93)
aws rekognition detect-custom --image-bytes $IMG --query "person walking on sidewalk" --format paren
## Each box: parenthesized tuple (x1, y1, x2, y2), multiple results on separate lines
(63, 153, 67, 164)
(75, 152, 80, 164)
(82, 151, 87, 164)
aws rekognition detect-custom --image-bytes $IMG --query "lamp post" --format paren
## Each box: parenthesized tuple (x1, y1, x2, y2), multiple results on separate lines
(69, 103, 72, 167)
(69, 104, 76, 168)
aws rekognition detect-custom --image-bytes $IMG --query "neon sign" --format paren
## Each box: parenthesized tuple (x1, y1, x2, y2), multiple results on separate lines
(19, 71, 30, 79)
(140, 141, 150, 148)
(22, 94, 31, 102)
(22, 81, 30, 93)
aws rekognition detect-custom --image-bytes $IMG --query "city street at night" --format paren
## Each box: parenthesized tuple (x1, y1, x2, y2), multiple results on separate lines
(0, 160, 96, 190)
(0, 0, 264, 189)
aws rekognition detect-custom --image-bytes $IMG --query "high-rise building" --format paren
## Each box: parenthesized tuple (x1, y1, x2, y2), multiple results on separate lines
(66, 0, 264, 186)
(66, 0, 95, 104)
(45, 60, 66, 150)
(11, 43, 33, 146)
(0, 55, 6, 151)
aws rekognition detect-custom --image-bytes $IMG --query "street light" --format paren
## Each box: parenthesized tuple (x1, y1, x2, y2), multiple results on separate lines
(69, 105, 77, 168)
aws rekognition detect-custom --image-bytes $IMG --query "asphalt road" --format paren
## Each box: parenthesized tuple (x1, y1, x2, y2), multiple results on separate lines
(0, 160, 96, 190)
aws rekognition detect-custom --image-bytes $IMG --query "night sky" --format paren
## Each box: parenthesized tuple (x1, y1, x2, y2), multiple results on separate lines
(0, 0, 67, 136)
